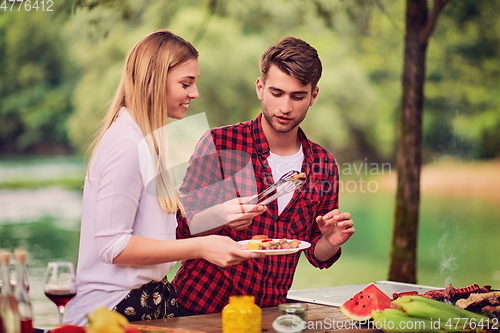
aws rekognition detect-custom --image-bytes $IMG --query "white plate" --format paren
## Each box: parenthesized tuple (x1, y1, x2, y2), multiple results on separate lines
(237, 239, 311, 255)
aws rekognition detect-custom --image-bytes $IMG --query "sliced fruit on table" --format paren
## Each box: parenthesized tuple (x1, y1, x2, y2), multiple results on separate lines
(340, 283, 392, 321)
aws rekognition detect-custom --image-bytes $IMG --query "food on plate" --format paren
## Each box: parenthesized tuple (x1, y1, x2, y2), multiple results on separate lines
(455, 291, 500, 311)
(392, 283, 490, 300)
(251, 234, 269, 240)
(246, 235, 301, 250)
(340, 284, 392, 321)
(247, 234, 270, 250)
(246, 239, 262, 250)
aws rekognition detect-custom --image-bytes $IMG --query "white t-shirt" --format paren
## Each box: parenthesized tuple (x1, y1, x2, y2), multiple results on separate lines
(64, 109, 177, 325)
(267, 146, 304, 214)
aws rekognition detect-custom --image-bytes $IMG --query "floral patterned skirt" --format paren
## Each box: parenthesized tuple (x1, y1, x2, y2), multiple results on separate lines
(113, 276, 178, 321)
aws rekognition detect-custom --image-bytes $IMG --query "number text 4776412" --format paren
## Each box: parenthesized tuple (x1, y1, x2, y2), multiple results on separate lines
(1, 0, 53, 12)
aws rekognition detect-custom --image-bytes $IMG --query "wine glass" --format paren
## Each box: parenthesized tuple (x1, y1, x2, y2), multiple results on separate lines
(44, 261, 76, 325)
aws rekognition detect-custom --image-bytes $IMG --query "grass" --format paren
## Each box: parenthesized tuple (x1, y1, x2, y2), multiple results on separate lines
(0, 155, 86, 190)
(0, 177, 84, 190)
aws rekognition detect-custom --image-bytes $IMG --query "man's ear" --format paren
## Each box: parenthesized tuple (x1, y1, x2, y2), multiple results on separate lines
(309, 86, 320, 107)
(255, 77, 264, 100)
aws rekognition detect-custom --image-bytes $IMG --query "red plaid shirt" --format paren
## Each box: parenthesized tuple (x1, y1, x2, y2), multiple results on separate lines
(173, 114, 341, 314)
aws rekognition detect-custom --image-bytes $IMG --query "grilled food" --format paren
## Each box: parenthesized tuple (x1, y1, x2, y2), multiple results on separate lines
(247, 235, 301, 250)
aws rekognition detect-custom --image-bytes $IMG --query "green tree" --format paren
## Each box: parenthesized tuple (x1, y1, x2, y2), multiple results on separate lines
(424, 0, 500, 159)
(0, 11, 75, 154)
(389, 0, 449, 283)
(66, 0, 386, 162)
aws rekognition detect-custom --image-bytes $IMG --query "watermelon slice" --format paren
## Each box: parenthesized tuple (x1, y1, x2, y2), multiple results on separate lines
(340, 284, 392, 320)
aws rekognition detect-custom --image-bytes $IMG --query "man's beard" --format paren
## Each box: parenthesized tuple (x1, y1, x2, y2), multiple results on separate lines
(262, 106, 306, 134)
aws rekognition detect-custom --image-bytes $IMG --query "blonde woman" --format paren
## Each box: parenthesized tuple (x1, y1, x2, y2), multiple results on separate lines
(64, 30, 265, 325)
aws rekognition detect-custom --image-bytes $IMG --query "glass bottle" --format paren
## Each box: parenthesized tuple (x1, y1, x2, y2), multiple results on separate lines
(222, 295, 261, 333)
(0, 298, 3, 333)
(1, 280, 4, 333)
(0, 250, 21, 333)
(13, 249, 32, 333)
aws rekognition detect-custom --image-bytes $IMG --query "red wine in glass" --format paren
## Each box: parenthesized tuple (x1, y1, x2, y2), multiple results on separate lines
(44, 261, 76, 325)
(45, 290, 76, 307)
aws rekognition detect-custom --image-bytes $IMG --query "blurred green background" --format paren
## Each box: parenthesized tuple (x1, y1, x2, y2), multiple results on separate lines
(2, 0, 500, 160)
(0, 0, 499, 328)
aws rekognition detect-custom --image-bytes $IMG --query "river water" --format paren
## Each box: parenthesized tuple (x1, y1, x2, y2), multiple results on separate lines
(0, 158, 84, 327)
(1, 157, 499, 328)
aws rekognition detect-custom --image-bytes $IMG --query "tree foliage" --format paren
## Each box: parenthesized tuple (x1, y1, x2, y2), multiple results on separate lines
(0, 0, 498, 160)
(0, 11, 75, 154)
(424, 0, 500, 159)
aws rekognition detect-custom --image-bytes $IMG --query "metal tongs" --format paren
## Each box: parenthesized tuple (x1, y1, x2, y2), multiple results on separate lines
(248, 170, 306, 206)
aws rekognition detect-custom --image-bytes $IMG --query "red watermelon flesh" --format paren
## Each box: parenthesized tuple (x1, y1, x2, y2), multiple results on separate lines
(340, 284, 392, 320)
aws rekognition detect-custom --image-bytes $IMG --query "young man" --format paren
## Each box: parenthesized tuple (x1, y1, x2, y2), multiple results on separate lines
(173, 36, 356, 315)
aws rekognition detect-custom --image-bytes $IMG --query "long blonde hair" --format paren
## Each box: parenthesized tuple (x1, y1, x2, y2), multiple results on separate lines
(89, 30, 198, 214)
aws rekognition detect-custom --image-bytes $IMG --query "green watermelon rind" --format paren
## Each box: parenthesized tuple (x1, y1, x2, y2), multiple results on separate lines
(339, 284, 392, 321)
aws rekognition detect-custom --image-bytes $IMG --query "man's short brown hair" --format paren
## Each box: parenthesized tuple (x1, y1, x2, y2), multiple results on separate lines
(259, 36, 322, 88)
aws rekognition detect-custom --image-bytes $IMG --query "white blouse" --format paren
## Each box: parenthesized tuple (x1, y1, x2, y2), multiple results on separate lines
(64, 109, 177, 325)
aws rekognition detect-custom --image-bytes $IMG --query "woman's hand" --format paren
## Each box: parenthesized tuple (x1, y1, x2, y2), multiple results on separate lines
(189, 196, 267, 235)
(196, 235, 265, 267)
(222, 196, 267, 230)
